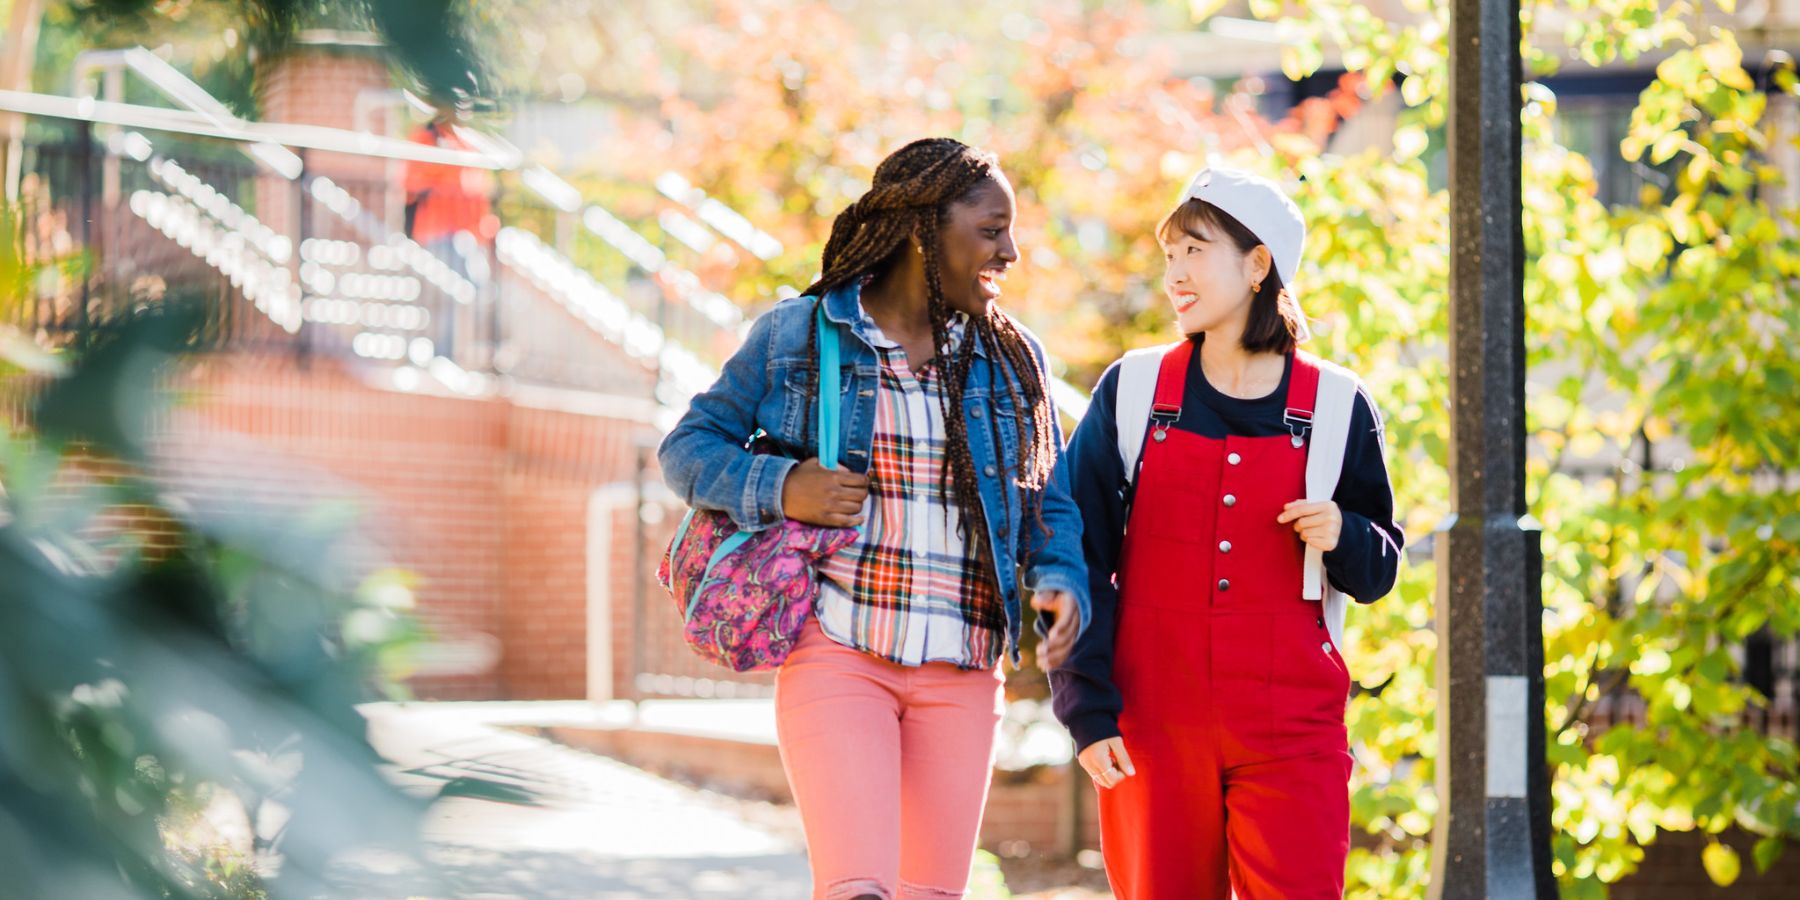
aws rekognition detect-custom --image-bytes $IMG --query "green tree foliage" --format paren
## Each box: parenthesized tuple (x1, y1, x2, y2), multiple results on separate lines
(0, 228, 431, 895)
(46, 0, 489, 109)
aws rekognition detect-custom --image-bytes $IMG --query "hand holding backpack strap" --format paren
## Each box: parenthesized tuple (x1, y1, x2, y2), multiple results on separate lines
(1296, 352, 1359, 601)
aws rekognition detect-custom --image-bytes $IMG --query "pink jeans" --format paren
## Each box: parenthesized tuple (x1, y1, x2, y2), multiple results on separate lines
(775, 619, 1005, 900)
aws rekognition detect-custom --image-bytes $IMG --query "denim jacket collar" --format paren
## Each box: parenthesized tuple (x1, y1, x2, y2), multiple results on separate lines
(820, 281, 991, 360)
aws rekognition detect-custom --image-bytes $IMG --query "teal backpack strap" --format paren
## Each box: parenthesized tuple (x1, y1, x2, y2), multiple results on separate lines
(816, 301, 841, 470)
(815, 302, 864, 539)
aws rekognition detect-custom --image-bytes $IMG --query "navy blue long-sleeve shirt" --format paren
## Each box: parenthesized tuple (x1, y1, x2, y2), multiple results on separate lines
(1050, 339, 1405, 752)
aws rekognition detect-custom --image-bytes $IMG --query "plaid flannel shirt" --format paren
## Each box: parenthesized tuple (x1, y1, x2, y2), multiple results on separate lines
(814, 313, 1005, 669)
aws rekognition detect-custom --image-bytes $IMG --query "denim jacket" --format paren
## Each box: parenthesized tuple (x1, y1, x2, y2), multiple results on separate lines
(658, 283, 1091, 664)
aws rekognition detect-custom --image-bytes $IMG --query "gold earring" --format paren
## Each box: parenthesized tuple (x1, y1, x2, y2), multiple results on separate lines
(1251, 280, 1262, 294)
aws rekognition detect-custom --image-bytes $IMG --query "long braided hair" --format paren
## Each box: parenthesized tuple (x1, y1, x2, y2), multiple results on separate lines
(802, 137, 1059, 566)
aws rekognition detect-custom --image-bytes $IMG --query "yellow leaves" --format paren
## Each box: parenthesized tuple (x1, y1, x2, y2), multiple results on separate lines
(1247, 0, 1284, 20)
(1697, 208, 1720, 237)
(1281, 40, 1325, 81)
(1698, 31, 1754, 92)
(1665, 192, 1698, 244)
(1400, 73, 1431, 107)
(1392, 125, 1428, 162)
(1271, 131, 1323, 158)
(1624, 223, 1671, 270)
(1395, 809, 1432, 836)
(1621, 133, 1647, 163)
(1656, 49, 1703, 88)
(1681, 148, 1716, 188)
(1663, 678, 1694, 712)
(1539, 252, 1579, 287)
(1586, 246, 1625, 284)
(1632, 647, 1672, 676)
(1626, 800, 1661, 845)
(1589, 753, 1621, 783)
(1641, 417, 1677, 450)
(1569, 430, 1608, 458)
(1649, 130, 1688, 165)
(1187, 0, 1231, 21)
(1702, 841, 1742, 886)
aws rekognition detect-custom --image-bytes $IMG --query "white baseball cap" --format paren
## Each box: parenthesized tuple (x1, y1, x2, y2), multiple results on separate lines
(1178, 167, 1306, 288)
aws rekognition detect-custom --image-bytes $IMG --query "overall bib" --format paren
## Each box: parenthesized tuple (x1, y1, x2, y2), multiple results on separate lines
(1098, 340, 1354, 899)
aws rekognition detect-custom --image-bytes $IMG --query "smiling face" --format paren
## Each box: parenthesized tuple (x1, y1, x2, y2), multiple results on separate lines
(1159, 199, 1273, 338)
(933, 173, 1020, 317)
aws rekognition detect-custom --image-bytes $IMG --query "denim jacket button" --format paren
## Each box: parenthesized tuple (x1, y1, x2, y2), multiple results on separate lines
(984, 464, 997, 477)
(971, 406, 984, 418)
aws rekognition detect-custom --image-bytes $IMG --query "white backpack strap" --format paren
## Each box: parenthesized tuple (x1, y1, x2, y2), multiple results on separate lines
(1302, 357, 1360, 604)
(1323, 589, 1349, 655)
(1114, 343, 1177, 483)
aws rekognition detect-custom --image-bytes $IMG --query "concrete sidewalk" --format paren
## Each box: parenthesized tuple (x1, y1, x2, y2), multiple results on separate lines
(334, 701, 810, 899)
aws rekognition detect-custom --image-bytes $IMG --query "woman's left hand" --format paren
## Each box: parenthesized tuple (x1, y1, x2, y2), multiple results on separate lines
(1278, 500, 1342, 552)
(1032, 591, 1082, 671)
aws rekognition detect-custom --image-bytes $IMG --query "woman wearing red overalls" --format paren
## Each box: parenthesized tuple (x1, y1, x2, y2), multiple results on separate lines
(1051, 168, 1404, 899)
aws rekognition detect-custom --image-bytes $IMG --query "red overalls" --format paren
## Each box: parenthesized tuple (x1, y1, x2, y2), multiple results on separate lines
(1098, 341, 1354, 899)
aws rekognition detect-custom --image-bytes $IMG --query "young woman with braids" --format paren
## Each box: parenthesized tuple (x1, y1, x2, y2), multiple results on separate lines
(659, 138, 1089, 900)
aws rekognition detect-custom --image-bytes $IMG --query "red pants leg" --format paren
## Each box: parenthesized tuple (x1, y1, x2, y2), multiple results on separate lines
(1097, 599, 1231, 900)
(1224, 749, 1354, 899)
(1096, 743, 1229, 900)
(1222, 609, 1354, 899)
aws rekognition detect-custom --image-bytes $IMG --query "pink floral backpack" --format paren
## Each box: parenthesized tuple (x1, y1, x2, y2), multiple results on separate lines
(656, 303, 860, 671)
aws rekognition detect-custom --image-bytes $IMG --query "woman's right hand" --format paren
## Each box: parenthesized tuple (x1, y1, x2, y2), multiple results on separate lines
(781, 458, 870, 528)
(1077, 737, 1135, 789)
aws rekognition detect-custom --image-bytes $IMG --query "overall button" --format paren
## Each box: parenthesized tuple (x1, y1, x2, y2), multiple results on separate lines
(1217, 578, 1231, 591)
(1227, 452, 1242, 465)
(983, 464, 997, 477)
(1219, 540, 1232, 553)
(1222, 494, 1237, 507)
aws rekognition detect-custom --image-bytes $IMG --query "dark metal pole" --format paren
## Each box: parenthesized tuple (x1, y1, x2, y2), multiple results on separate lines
(1429, 0, 1557, 896)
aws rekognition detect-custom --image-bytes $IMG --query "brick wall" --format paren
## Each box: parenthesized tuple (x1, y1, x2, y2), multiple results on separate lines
(255, 43, 394, 181)
(253, 39, 401, 244)
(157, 352, 664, 699)
(1613, 829, 1799, 899)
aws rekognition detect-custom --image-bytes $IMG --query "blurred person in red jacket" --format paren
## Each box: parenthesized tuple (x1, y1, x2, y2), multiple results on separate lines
(403, 97, 497, 282)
